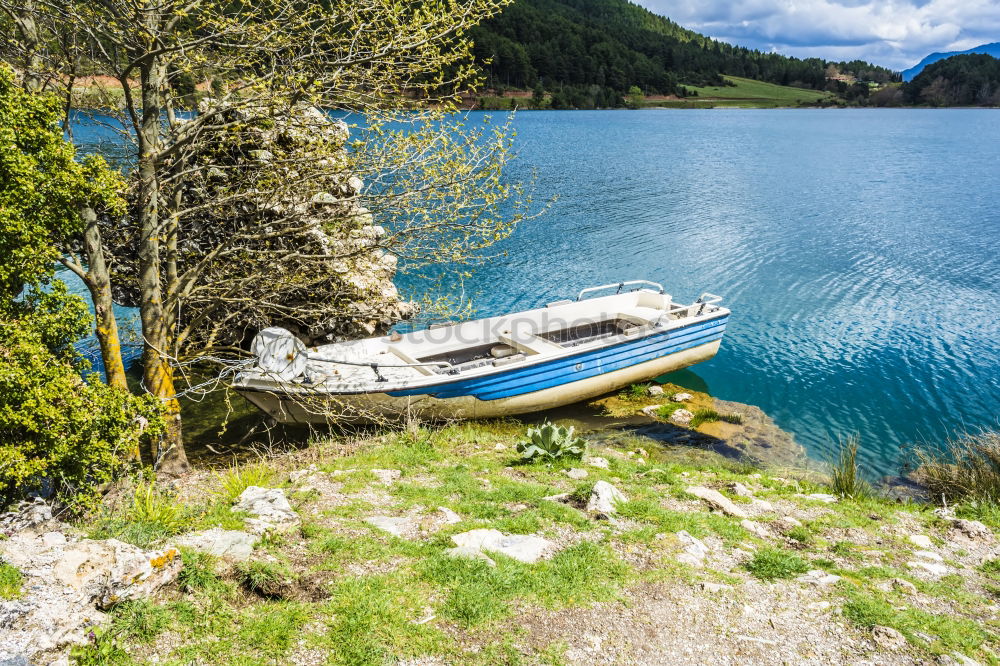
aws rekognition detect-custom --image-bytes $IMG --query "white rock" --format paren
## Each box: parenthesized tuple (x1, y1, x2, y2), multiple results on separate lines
(437, 507, 462, 524)
(686, 486, 748, 519)
(565, 468, 588, 480)
(586, 456, 610, 469)
(675, 530, 709, 567)
(175, 529, 259, 561)
(671, 392, 693, 402)
(365, 516, 413, 538)
(670, 409, 694, 426)
(741, 519, 771, 539)
(914, 550, 943, 562)
(908, 534, 933, 548)
(449, 530, 555, 563)
(233, 487, 299, 531)
(797, 569, 842, 586)
(908, 560, 949, 576)
(371, 469, 402, 485)
(647, 385, 664, 396)
(586, 481, 628, 516)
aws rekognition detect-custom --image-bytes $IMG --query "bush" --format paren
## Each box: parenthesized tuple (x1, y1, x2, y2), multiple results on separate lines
(516, 422, 586, 462)
(0, 289, 165, 512)
(744, 547, 809, 581)
(830, 435, 873, 499)
(913, 429, 1000, 503)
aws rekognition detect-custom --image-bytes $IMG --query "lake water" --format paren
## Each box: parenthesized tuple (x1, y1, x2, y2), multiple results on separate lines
(73, 109, 1000, 477)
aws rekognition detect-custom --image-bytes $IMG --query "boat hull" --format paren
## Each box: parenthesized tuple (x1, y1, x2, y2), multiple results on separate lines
(236, 337, 722, 425)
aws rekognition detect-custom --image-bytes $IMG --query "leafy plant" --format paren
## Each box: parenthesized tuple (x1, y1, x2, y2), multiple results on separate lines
(516, 422, 586, 462)
(129, 481, 185, 534)
(831, 435, 874, 499)
(214, 461, 274, 503)
(744, 547, 809, 581)
(0, 560, 23, 599)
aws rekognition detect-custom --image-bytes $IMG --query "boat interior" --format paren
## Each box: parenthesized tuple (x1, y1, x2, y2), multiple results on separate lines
(297, 283, 725, 387)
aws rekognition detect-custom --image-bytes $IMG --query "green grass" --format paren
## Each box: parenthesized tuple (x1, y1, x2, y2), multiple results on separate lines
(842, 591, 990, 656)
(0, 560, 23, 599)
(744, 548, 810, 581)
(650, 76, 834, 108)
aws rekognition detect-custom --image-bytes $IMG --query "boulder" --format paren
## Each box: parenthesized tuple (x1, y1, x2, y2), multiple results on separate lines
(685, 486, 748, 519)
(449, 529, 555, 564)
(175, 529, 259, 562)
(233, 487, 299, 533)
(586, 481, 628, 516)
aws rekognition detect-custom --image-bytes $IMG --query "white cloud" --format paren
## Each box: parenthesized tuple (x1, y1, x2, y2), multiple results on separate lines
(636, 0, 1000, 70)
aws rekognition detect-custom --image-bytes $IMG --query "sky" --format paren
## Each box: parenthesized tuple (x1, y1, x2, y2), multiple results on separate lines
(634, 0, 1000, 71)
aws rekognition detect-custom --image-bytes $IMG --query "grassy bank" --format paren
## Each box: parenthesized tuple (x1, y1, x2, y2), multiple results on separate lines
(54, 403, 999, 664)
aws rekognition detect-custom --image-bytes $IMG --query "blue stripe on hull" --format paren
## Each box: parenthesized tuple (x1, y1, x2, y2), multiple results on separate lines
(387, 315, 728, 402)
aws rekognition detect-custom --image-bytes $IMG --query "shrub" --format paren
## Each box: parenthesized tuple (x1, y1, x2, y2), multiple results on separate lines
(0, 288, 166, 512)
(516, 422, 586, 462)
(913, 429, 1000, 503)
(0, 560, 23, 599)
(744, 547, 809, 581)
(214, 461, 274, 502)
(830, 435, 873, 499)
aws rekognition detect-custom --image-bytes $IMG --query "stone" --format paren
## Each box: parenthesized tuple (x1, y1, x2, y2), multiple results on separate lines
(670, 409, 694, 426)
(647, 385, 664, 396)
(685, 486, 749, 519)
(586, 456, 609, 469)
(741, 519, 771, 539)
(586, 481, 628, 516)
(175, 529, 259, 562)
(233, 487, 299, 532)
(872, 625, 906, 650)
(671, 392, 693, 402)
(890, 578, 918, 594)
(914, 550, 943, 562)
(727, 482, 754, 498)
(437, 507, 462, 524)
(449, 530, 555, 564)
(371, 469, 402, 485)
(565, 468, 588, 480)
(443, 546, 496, 567)
(908, 534, 933, 548)
(908, 560, 949, 576)
(797, 570, 842, 586)
(951, 519, 992, 542)
(675, 530, 709, 567)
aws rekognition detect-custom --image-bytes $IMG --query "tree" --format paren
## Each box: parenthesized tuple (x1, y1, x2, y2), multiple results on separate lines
(2, 0, 528, 474)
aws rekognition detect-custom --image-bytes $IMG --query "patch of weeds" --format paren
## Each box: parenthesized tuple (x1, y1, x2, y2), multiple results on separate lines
(786, 525, 813, 544)
(830, 435, 874, 499)
(70, 627, 133, 665)
(321, 574, 447, 664)
(744, 548, 809, 581)
(234, 560, 294, 598)
(111, 599, 172, 643)
(419, 542, 631, 627)
(0, 560, 23, 599)
(842, 590, 989, 655)
(177, 549, 225, 593)
(214, 461, 274, 503)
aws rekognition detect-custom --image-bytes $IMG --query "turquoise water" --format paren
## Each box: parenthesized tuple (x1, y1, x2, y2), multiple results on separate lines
(72, 109, 1000, 476)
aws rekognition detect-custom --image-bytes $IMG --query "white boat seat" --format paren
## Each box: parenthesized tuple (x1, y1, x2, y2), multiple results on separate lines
(498, 331, 565, 356)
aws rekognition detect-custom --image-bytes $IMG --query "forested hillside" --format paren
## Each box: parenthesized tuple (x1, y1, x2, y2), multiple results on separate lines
(903, 54, 1000, 106)
(470, 0, 898, 108)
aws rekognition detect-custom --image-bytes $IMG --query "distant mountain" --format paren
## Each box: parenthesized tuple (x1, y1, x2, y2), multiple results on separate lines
(902, 43, 1000, 81)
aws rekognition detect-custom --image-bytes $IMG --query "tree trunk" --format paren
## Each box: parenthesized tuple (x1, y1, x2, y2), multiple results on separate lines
(80, 205, 129, 392)
(137, 52, 189, 475)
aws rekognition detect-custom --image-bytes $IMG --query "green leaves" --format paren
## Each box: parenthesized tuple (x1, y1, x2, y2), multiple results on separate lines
(515, 421, 586, 462)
